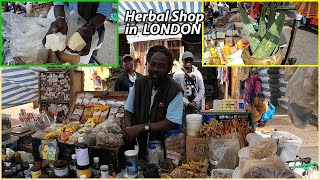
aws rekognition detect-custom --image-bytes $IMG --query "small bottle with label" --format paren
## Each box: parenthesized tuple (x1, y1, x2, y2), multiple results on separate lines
(75, 137, 91, 178)
(91, 157, 100, 178)
(69, 154, 77, 176)
(100, 165, 109, 178)
(5, 148, 14, 167)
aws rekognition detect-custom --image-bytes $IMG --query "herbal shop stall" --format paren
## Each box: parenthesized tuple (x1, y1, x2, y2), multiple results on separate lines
(2, 67, 318, 178)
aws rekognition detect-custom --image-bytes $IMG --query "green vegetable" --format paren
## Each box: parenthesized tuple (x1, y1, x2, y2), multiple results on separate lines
(252, 11, 286, 58)
(258, 5, 267, 39)
(238, 4, 260, 53)
(268, 3, 276, 29)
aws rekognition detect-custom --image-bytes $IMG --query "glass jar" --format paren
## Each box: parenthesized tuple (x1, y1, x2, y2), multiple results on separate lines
(54, 160, 69, 177)
(165, 128, 186, 165)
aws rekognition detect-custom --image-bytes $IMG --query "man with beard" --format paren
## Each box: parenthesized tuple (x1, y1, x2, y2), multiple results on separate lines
(173, 51, 205, 127)
(123, 45, 183, 160)
(114, 54, 142, 92)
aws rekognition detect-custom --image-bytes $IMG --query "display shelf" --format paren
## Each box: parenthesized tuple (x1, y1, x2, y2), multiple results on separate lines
(200, 109, 247, 115)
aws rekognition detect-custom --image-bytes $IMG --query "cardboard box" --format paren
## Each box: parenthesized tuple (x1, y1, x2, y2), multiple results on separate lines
(186, 136, 209, 162)
(225, 37, 234, 47)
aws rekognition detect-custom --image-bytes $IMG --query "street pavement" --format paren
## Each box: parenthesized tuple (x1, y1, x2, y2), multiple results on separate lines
(281, 17, 318, 64)
(97, 20, 117, 65)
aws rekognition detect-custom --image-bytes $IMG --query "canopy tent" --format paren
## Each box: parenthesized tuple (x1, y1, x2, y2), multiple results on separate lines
(2, 67, 46, 109)
(118, 1, 203, 23)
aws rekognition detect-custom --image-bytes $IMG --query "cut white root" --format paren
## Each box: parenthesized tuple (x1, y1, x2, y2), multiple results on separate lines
(67, 32, 86, 52)
(45, 32, 67, 52)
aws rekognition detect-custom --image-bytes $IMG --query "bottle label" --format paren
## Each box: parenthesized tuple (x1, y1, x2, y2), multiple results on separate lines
(75, 148, 90, 166)
(126, 158, 137, 177)
(101, 171, 109, 178)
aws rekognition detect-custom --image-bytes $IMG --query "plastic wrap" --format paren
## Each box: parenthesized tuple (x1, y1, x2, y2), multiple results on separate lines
(209, 133, 240, 169)
(244, 166, 300, 178)
(238, 155, 291, 178)
(39, 139, 59, 161)
(2, 13, 53, 63)
(96, 132, 123, 147)
(246, 133, 277, 159)
(271, 131, 302, 162)
(92, 121, 122, 134)
(31, 130, 48, 140)
(286, 67, 318, 117)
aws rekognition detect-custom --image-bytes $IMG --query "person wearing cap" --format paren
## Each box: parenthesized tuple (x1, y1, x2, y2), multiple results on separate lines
(42, 2, 113, 57)
(173, 51, 205, 127)
(114, 54, 142, 92)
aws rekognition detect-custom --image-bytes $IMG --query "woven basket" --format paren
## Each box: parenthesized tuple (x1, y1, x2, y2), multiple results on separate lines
(242, 46, 283, 65)
(238, 68, 251, 81)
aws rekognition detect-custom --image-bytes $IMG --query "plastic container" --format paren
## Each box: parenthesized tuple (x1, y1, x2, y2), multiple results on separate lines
(76, 165, 91, 178)
(148, 145, 160, 167)
(91, 157, 100, 178)
(271, 131, 303, 162)
(186, 114, 202, 136)
(165, 128, 186, 165)
(149, 141, 164, 163)
(124, 150, 138, 178)
(100, 165, 109, 178)
(31, 166, 42, 178)
(54, 160, 69, 177)
(69, 154, 77, 172)
(2, 128, 13, 142)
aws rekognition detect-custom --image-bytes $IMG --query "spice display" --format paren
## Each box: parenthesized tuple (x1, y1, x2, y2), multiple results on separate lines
(160, 159, 209, 178)
(199, 119, 224, 138)
(40, 71, 71, 101)
(246, 133, 277, 159)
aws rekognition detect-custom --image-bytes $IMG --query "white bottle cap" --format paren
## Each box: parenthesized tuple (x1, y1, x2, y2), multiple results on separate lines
(71, 154, 76, 159)
(78, 137, 84, 143)
(80, 175, 86, 178)
(93, 157, 99, 163)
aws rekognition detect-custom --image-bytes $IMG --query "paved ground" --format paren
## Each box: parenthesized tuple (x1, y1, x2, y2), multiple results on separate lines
(281, 16, 318, 65)
(97, 20, 117, 65)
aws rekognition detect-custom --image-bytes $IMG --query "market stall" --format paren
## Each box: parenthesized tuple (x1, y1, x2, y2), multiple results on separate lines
(2, 67, 318, 178)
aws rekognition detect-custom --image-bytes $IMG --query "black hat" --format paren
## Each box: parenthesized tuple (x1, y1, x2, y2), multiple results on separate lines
(121, 54, 133, 62)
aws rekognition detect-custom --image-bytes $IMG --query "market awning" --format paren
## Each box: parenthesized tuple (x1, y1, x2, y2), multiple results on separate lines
(2, 67, 46, 109)
(118, 1, 203, 23)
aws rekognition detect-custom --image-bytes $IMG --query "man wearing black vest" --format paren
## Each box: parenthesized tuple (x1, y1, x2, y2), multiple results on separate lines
(123, 45, 183, 159)
(42, 2, 112, 57)
(114, 54, 142, 92)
